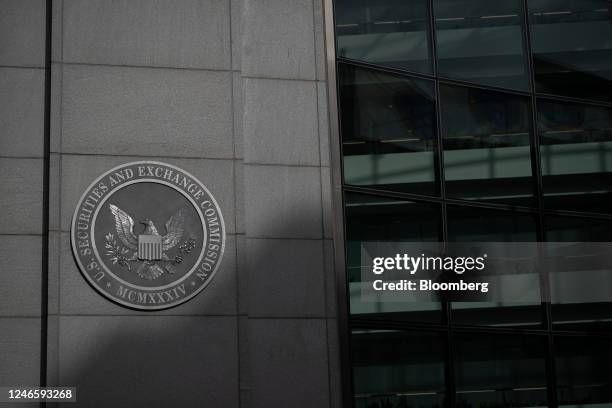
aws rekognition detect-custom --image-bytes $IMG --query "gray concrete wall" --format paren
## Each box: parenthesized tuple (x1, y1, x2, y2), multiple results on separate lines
(46, 1, 240, 406)
(241, 0, 340, 406)
(0, 0, 46, 400)
(0, 0, 344, 407)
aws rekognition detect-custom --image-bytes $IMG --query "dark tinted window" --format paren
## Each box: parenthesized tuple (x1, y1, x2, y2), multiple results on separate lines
(538, 99, 612, 214)
(434, 0, 530, 90)
(546, 215, 612, 242)
(547, 241, 612, 332)
(454, 333, 548, 407)
(339, 64, 438, 196)
(352, 329, 446, 408)
(529, 0, 612, 101)
(448, 206, 541, 327)
(345, 192, 442, 320)
(335, 0, 432, 73)
(447, 206, 538, 242)
(441, 85, 535, 206)
(556, 336, 612, 406)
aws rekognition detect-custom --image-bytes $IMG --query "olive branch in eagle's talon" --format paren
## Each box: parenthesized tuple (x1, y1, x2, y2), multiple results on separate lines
(104, 233, 134, 271)
(173, 238, 197, 264)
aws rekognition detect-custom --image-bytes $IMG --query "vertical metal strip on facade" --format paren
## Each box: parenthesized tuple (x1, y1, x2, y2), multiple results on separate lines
(41, 0, 53, 394)
(321, 0, 353, 406)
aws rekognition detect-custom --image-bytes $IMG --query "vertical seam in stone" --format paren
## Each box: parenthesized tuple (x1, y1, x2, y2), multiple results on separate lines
(311, 0, 333, 406)
(41, 0, 53, 389)
(228, 1, 243, 407)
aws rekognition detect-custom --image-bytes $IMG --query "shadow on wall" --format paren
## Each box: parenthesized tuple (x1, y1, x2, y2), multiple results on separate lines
(48, 214, 337, 408)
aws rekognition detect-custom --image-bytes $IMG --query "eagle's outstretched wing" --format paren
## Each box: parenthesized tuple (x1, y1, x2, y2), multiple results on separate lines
(162, 210, 185, 251)
(109, 204, 138, 250)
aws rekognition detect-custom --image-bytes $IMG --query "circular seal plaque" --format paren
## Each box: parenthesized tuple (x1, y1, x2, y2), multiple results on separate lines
(71, 161, 225, 310)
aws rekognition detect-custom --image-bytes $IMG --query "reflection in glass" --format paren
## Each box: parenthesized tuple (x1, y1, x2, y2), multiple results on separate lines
(546, 218, 612, 331)
(529, 0, 612, 101)
(547, 241, 612, 332)
(454, 333, 548, 407)
(546, 215, 612, 242)
(434, 0, 529, 90)
(448, 206, 541, 328)
(345, 192, 441, 320)
(352, 329, 445, 408)
(556, 336, 612, 406)
(339, 64, 437, 196)
(335, 0, 432, 73)
(447, 206, 538, 242)
(441, 85, 535, 206)
(538, 99, 612, 214)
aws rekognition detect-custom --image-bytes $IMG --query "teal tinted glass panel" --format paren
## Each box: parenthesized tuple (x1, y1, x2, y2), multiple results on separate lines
(441, 85, 535, 206)
(335, 0, 432, 73)
(352, 329, 446, 408)
(340, 64, 437, 196)
(345, 192, 442, 321)
(454, 333, 548, 407)
(447, 206, 538, 242)
(545, 216, 612, 331)
(529, 0, 612, 101)
(556, 336, 612, 406)
(552, 302, 612, 332)
(434, 0, 530, 90)
(538, 99, 612, 214)
(546, 215, 612, 242)
(448, 206, 541, 328)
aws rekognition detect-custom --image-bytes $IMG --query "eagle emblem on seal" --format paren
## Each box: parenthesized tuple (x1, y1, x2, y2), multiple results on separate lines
(104, 204, 197, 280)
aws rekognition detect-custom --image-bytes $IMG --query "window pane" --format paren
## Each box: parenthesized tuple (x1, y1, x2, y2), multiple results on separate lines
(441, 85, 535, 206)
(546, 215, 612, 242)
(447, 206, 538, 242)
(538, 99, 612, 214)
(556, 335, 612, 407)
(434, 0, 530, 90)
(345, 192, 442, 321)
(448, 206, 541, 328)
(529, 0, 612, 101)
(454, 333, 548, 407)
(552, 302, 612, 332)
(339, 64, 438, 196)
(547, 241, 612, 332)
(335, 0, 432, 73)
(352, 329, 446, 408)
(546, 219, 612, 331)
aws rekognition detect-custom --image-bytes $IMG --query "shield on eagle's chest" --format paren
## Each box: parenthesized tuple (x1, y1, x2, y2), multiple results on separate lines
(138, 235, 162, 261)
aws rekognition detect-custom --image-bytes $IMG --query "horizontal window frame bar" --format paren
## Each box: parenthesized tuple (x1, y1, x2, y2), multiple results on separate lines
(350, 318, 612, 338)
(344, 185, 612, 221)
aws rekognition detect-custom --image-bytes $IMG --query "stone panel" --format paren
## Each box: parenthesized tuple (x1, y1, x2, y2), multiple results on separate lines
(0, 0, 45, 67)
(61, 65, 233, 158)
(0, 158, 43, 234)
(242, 0, 315, 80)
(0, 67, 45, 157)
(243, 165, 322, 239)
(59, 315, 238, 408)
(246, 238, 325, 317)
(62, 0, 230, 69)
(243, 78, 318, 166)
(248, 318, 329, 408)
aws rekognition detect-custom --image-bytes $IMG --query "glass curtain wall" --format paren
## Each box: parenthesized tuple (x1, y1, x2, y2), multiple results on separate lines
(332, 0, 612, 407)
